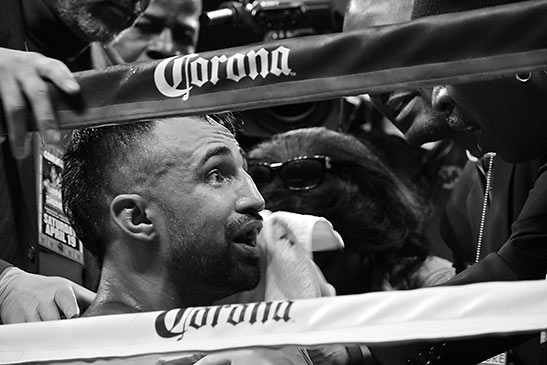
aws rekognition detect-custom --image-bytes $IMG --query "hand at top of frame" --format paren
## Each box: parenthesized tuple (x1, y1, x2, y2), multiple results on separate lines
(0, 47, 81, 158)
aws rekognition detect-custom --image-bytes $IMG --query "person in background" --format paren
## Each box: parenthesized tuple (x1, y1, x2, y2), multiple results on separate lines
(247, 127, 455, 364)
(248, 127, 454, 296)
(344, 0, 547, 362)
(345, 0, 471, 262)
(348, 1, 546, 362)
(375, 0, 547, 286)
(92, 0, 201, 66)
(0, 0, 150, 323)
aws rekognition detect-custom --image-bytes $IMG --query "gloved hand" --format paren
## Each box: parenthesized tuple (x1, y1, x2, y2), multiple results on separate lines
(0, 267, 95, 324)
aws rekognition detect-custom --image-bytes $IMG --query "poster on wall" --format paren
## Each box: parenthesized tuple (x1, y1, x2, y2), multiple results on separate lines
(38, 145, 84, 264)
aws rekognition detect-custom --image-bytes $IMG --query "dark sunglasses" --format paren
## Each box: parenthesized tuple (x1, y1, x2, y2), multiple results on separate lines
(248, 155, 342, 191)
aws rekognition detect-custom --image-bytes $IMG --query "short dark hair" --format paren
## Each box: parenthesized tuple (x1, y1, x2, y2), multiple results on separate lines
(62, 113, 240, 265)
(248, 127, 430, 267)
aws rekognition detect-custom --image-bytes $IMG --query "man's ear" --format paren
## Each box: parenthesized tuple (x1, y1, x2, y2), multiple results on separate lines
(110, 194, 158, 241)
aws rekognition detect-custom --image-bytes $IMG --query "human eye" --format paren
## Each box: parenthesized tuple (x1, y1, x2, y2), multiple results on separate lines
(205, 168, 229, 186)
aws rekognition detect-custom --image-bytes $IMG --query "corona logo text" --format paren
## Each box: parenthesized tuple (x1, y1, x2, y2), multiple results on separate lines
(154, 46, 292, 101)
(155, 301, 294, 340)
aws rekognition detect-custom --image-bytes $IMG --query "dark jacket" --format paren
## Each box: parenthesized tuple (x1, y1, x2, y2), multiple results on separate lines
(443, 155, 546, 273)
(372, 155, 547, 364)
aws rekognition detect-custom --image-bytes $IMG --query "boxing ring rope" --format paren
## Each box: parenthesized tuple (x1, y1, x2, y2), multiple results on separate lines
(3, 0, 547, 363)
(46, 0, 547, 129)
(0, 281, 546, 363)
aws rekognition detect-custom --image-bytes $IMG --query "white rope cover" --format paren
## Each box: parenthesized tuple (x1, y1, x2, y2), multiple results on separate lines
(0, 280, 546, 364)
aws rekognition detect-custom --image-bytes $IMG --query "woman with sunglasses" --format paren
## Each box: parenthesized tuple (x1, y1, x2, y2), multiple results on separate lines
(247, 127, 455, 295)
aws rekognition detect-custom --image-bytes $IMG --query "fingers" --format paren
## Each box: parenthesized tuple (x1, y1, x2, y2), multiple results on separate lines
(26, 56, 80, 145)
(0, 74, 31, 158)
(49, 281, 96, 320)
(18, 68, 60, 145)
(36, 57, 80, 96)
(71, 284, 96, 312)
(38, 300, 61, 321)
(0, 48, 81, 159)
(53, 286, 80, 320)
(24, 310, 42, 323)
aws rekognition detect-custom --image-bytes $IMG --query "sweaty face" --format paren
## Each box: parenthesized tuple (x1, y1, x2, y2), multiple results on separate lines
(147, 118, 265, 304)
(111, 0, 201, 62)
(46, 0, 150, 43)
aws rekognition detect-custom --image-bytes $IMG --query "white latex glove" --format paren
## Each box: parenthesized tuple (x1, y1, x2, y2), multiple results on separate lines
(0, 267, 95, 324)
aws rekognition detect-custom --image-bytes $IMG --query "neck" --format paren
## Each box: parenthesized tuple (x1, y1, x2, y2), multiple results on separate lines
(84, 257, 178, 316)
(21, 0, 89, 61)
(83, 246, 227, 317)
(82, 237, 240, 317)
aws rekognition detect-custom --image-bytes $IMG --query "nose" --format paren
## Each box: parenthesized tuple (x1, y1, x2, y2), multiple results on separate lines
(431, 86, 455, 115)
(236, 173, 266, 213)
(146, 28, 177, 59)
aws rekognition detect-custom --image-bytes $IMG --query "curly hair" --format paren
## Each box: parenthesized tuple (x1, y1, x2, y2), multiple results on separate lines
(248, 127, 431, 272)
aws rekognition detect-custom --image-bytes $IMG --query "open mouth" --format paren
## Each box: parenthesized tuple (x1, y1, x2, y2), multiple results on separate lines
(385, 91, 420, 117)
(233, 221, 263, 247)
(383, 90, 421, 130)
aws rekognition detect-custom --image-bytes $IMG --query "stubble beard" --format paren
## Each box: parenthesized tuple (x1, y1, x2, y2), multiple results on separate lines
(58, 7, 118, 43)
(164, 212, 260, 306)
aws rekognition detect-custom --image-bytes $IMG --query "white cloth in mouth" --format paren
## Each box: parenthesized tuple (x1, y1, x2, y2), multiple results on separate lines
(218, 210, 343, 304)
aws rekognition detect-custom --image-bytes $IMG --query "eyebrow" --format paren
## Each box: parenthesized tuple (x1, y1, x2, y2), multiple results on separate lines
(199, 145, 232, 166)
